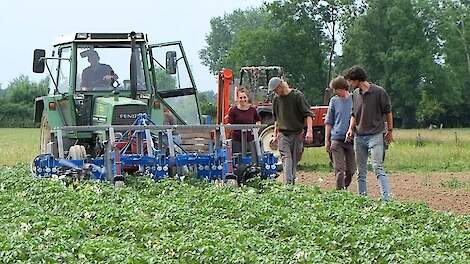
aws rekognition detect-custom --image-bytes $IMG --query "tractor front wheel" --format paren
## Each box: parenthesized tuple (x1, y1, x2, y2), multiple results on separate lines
(40, 114, 55, 155)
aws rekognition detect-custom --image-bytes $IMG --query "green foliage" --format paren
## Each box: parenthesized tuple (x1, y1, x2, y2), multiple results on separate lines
(339, 0, 470, 127)
(155, 69, 177, 91)
(0, 75, 48, 128)
(200, 0, 470, 127)
(340, 0, 433, 128)
(197, 90, 217, 123)
(200, 1, 340, 105)
(417, 90, 445, 125)
(440, 177, 467, 189)
(0, 165, 468, 263)
(199, 8, 272, 74)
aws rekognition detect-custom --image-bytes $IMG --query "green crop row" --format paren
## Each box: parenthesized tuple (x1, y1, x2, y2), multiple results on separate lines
(0, 165, 468, 263)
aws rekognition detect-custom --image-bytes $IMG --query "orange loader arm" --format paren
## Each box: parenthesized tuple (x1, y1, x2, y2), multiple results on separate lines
(216, 68, 233, 124)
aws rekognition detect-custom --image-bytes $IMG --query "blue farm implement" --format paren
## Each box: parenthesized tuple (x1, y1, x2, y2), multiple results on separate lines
(32, 114, 278, 186)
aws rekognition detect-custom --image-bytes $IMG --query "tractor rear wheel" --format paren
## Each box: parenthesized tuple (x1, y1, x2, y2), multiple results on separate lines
(259, 125, 280, 159)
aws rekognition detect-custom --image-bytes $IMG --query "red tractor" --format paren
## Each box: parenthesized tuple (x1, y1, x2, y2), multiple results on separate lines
(216, 66, 328, 157)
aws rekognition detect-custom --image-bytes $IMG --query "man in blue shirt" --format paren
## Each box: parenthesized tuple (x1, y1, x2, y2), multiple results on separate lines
(325, 76, 355, 190)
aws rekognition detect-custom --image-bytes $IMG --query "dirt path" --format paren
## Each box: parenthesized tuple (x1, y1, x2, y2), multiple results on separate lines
(289, 171, 470, 215)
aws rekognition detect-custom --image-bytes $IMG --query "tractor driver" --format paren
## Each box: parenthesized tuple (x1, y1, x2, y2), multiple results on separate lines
(80, 49, 118, 89)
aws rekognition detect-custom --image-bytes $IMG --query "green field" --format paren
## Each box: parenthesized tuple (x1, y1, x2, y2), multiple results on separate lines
(1, 128, 470, 262)
(2, 128, 470, 173)
(0, 128, 39, 166)
(0, 166, 468, 263)
(300, 128, 470, 173)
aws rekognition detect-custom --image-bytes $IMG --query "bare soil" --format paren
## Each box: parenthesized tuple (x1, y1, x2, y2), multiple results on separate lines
(286, 171, 470, 215)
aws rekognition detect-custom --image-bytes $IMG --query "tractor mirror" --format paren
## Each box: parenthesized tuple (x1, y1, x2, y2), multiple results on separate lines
(33, 49, 46, 73)
(165, 51, 177, 75)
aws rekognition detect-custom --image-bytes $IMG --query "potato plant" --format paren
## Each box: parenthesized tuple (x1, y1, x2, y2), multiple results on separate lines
(0, 165, 469, 263)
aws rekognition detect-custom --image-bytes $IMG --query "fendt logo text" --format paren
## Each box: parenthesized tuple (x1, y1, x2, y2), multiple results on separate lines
(119, 114, 138, 119)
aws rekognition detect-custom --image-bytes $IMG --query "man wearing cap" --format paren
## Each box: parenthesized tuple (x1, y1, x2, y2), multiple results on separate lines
(80, 50, 118, 89)
(269, 77, 314, 184)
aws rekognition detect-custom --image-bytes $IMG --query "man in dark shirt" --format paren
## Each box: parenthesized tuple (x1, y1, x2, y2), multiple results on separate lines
(269, 77, 313, 184)
(80, 50, 118, 89)
(345, 66, 393, 201)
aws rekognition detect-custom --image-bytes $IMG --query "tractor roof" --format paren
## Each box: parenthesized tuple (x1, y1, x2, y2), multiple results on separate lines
(53, 32, 146, 46)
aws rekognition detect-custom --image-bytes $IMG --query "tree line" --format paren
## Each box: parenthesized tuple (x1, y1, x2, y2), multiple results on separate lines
(199, 0, 470, 128)
(1, 0, 467, 128)
(0, 75, 48, 127)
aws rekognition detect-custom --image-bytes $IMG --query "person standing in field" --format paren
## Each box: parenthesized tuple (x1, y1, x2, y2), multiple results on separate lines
(345, 66, 393, 201)
(269, 77, 314, 184)
(325, 76, 356, 190)
(226, 88, 262, 156)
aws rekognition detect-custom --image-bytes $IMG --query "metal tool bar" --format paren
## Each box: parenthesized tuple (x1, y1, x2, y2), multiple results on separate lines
(145, 129, 154, 157)
(59, 124, 266, 132)
(56, 130, 64, 159)
(241, 130, 247, 156)
(166, 129, 175, 158)
(252, 127, 263, 163)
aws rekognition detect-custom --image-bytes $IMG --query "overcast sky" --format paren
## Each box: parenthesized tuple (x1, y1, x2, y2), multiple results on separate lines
(0, 0, 268, 91)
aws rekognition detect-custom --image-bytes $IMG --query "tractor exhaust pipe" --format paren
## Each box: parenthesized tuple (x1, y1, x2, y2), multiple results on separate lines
(130, 31, 138, 100)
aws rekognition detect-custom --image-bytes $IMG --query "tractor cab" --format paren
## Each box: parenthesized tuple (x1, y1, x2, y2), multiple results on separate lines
(33, 32, 201, 155)
(239, 66, 284, 105)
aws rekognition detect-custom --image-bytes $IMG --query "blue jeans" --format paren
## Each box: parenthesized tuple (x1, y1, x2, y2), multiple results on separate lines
(354, 133, 391, 201)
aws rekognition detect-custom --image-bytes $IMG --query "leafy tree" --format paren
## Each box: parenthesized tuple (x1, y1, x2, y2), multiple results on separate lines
(413, 0, 470, 127)
(416, 90, 445, 125)
(438, 1, 470, 126)
(441, 0, 470, 81)
(0, 75, 48, 127)
(199, 8, 271, 74)
(201, 0, 470, 127)
(340, 0, 436, 128)
(201, 1, 345, 104)
(5, 75, 48, 105)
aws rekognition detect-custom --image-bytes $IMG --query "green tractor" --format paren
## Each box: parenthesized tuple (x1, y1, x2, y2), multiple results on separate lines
(33, 32, 201, 159)
(32, 32, 279, 185)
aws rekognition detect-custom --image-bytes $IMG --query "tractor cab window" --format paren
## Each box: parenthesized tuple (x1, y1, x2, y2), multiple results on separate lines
(150, 42, 201, 125)
(151, 45, 193, 91)
(57, 47, 71, 94)
(163, 95, 200, 125)
(47, 48, 58, 95)
(76, 46, 146, 92)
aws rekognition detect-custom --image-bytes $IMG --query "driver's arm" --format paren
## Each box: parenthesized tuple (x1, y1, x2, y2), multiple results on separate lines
(103, 65, 118, 81)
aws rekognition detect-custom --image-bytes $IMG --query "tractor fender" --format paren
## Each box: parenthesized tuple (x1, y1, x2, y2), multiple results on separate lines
(256, 105, 273, 125)
(34, 97, 45, 123)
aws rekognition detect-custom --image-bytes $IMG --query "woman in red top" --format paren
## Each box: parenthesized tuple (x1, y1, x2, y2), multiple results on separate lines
(227, 88, 261, 156)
